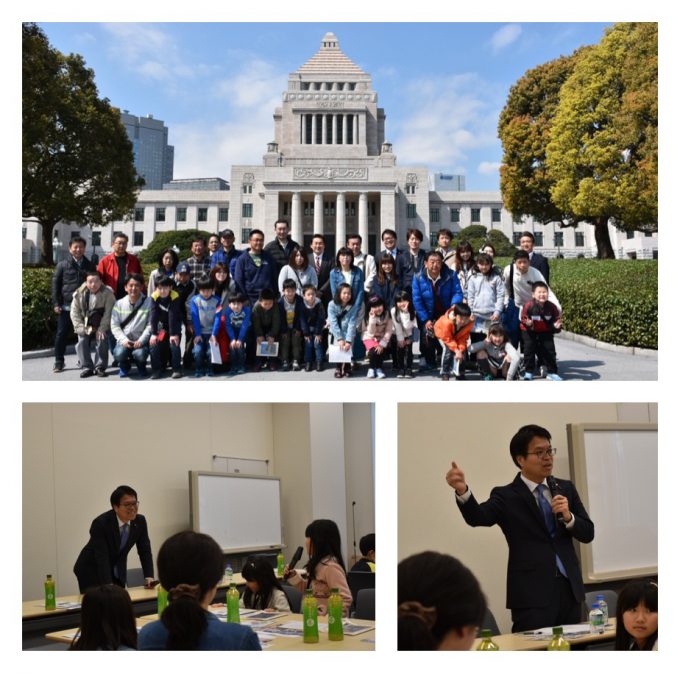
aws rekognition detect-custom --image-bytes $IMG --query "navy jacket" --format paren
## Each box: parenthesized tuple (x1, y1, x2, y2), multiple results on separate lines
(278, 294, 308, 333)
(233, 250, 277, 305)
(51, 256, 96, 307)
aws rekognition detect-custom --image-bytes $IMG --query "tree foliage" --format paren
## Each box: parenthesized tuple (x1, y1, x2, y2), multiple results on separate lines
(22, 23, 142, 264)
(451, 225, 516, 257)
(137, 229, 217, 265)
(499, 22, 657, 259)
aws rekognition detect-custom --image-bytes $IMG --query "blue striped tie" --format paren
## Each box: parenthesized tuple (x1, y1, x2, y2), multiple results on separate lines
(537, 485, 567, 577)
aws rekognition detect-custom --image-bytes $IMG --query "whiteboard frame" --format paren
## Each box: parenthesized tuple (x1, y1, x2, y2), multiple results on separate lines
(189, 470, 284, 554)
(567, 422, 658, 582)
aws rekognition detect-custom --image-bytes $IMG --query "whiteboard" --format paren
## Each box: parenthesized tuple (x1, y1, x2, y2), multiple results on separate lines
(189, 471, 282, 553)
(567, 423, 657, 582)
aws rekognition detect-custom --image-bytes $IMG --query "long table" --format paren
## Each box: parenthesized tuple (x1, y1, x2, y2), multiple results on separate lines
(45, 609, 376, 651)
(472, 619, 616, 651)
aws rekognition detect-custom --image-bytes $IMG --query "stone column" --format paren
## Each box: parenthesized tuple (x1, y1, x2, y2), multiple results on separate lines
(311, 114, 317, 145)
(380, 190, 396, 239)
(332, 114, 337, 144)
(353, 115, 358, 145)
(359, 192, 369, 248)
(291, 192, 302, 245)
(342, 114, 347, 144)
(314, 192, 323, 235)
(336, 192, 346, 253)
(322, 114, 327, 145)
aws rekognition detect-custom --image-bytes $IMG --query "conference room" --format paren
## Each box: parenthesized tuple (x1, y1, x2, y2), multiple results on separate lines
(22, 402, 376, 651)
(398, 402, 658, 651)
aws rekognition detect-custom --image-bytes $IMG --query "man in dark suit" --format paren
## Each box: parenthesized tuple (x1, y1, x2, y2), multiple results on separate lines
(308, 233, 334, 305)
(446, 424, 594, 632)
(380, 228, 404, 260)
(74, 485, 155, 593)
(395, 227, 427, 292)
(263, 219, 301, 276)
(520, 231, 550, 285)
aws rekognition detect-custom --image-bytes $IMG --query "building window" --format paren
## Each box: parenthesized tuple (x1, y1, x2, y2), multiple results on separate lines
(198, 207, 208, 222)
(283, 202, 289, 216)
(241, 228, 252, 244)
(22, 227, 27, 239)
(369, 202, 376, 217)
(407, 204, 417, 219)
(471, 208, 481, 223)
(554, 232, 564, 247)
(218, 207, 229, 222)
(92, 231, 101, 247)
(70, 230, 81, 239)
(134, 207, 144, 221)
(534, 232, 543, 247)
(627, 231, 635, 240)
(430, 208, 440, 223)
(512, 232, 522, 246)
(575, 232, 585, 247)
(450, 208, 460, 223)
(405, 184, 416, 195)
(492, 208, 501, 223)
(176, 207, 187, 222)
(324, 201, 336, 216)
(242, 184, 253, 194)
(430, 231, 439, 248)
(242, 204, 253, 218)
(133, 231, 144, 247)
(345, 201, 356, 216)
(645, 230, 652, 237)
(155, 207, 165, 222)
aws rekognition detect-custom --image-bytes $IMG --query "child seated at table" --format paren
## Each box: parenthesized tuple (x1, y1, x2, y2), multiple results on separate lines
(70, 584, 137, 650)
(240, 557, 292, 611)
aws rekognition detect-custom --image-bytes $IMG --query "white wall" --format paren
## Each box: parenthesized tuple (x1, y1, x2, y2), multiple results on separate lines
(22, 403, 373, 600)
(398, 402, 656, 635)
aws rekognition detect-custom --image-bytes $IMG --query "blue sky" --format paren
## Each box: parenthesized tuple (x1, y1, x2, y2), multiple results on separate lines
(37, 22, 611, 191)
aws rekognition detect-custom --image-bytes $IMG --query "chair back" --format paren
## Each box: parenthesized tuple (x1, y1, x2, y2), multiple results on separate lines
(281, 583, 303, 613)
(347, 571, 375, 611)
(354, 588, 375, 620)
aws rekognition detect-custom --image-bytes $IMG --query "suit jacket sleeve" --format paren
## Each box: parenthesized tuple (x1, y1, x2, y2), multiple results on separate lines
(456, 489, 504, 528)
(134, 515, 154, 579)
(88, 515, 115, 585)
(564, 481, 594, 544)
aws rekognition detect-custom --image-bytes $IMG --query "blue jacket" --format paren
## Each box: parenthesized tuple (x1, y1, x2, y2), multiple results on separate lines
(412, 266, 464, 323)
(233, 251, 277, 305)
(370, 278, 399, 310)
(328, 300, 361, 343)
(278, 294, 308, 333)
(329, 266, 364, 323)
(223, 306, 252, 342)
(191, 294, 220, 336)
(210, 247, 243, 275)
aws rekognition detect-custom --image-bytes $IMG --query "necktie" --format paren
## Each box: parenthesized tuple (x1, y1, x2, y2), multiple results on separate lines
(536, 485, 567, 577)
(119, 523, 129, 550)
(315, 257, 321, 274)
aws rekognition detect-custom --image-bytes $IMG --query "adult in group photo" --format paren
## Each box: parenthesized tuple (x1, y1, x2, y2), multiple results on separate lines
(445, 424, 594, 632)
(264, 219, 301, 276)
(73, 485, 155, 593)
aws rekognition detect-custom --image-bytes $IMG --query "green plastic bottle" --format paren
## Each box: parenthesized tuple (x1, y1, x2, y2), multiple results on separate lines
(327, 588, 344, 641)
(277, 552, 285, 577)
(226, 583, 240, 623)
(157, 585, 168, 616)
(547, 626, 571, 650)
(476, 628, 500, 650)
(44, 574, 56, 610)
(302, 589, 319, 643)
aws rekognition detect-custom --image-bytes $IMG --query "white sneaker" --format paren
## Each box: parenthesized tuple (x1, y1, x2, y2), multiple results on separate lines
(376, 368, 386, 379)
(366, 368, 376, 379)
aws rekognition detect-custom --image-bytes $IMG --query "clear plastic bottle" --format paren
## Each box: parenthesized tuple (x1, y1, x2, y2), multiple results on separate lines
(476, 628, 500, 650)
(589, 603, 605, 634)
(302, 589, 319, 643)
(44, 574, 56, 610)
(327, 588, 344, 641)
(224, 563, 233, 584)
(226, 582, 240, 623)
(547, 626, 571, 650)
(596, 594, 609, 624)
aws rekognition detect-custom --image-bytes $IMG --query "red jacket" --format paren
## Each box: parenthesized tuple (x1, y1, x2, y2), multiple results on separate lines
(434, 312, 474, 352)
(520, 299, 561, 333)
(97, 252, 143, 296)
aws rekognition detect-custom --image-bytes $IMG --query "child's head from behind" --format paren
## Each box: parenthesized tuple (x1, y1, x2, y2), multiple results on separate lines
(616, 580, 658, 650)
(196, 276, 213, 298)
(258, 288, 275, 311)
(302, 284, 317, 305)
(72, 584, 137, 650)
(398, 551, 486, 651)
(359, 533, 376, 562)
(452, 303, 472, 326)
(228, 292, 246, 312)
(282, 278, 297, 302)
(488, 323, 508, 347)
(531, 281, 549, 303)
(368, 295, 385, 316)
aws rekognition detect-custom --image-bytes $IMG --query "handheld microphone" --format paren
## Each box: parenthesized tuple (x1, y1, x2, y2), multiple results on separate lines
(288, 546, 304, 570)
(547, 476, 564, 522)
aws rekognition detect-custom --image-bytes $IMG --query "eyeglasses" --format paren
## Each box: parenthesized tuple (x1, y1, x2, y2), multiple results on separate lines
(526, 448, 557, 459)
(118, 501, 139, 509)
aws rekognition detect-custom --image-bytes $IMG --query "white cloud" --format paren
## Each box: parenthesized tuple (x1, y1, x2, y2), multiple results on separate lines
(490, 24, 522, 53)
(478, 161, 502, 176)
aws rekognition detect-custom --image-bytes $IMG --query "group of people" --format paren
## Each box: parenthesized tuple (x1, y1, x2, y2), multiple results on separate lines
(71, 487, 375, 650)
(51, 222, 563, 380)
(398, 423, 657, 650)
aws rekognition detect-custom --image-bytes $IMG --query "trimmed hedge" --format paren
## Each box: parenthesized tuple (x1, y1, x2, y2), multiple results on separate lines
(22, 259, 657, 351)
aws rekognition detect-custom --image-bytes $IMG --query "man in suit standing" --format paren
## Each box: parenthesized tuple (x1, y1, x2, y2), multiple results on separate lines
(446, 424, 594, 632)
(264, 219, 301, 276)
(520, 232, 550, 285)
(380, 228, 403, 260)
(308, 233, 334, 305)
(74, 485, 154, 593)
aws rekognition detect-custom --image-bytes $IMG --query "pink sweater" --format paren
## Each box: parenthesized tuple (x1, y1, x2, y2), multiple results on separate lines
(288, 556, 352, 616)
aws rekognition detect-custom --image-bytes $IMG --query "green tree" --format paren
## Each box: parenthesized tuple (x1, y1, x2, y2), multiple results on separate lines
(498, 50, 585, 227)
(22, 23, 142, 265)
(546, 23, 658, 258)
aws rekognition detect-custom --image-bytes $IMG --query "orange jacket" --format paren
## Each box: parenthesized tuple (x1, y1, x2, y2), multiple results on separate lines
(434, 312, 474, 352)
